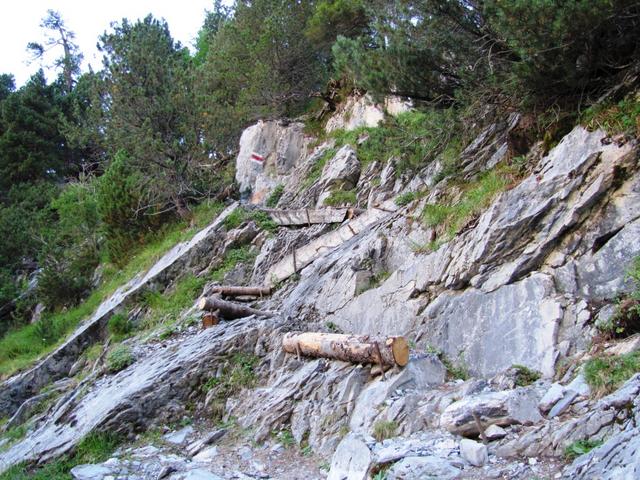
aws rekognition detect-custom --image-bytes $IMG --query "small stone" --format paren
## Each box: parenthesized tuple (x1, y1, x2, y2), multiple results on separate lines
(538, 384, 566, 413)
(460, 439, 488, 467)
(386, 456, 461, 480)
(528, 457, 538, 465)
(548, 390, 578, 418)
(485, 425, 507, 441)
(182, 469, 224, 480)
(238, 446, 253, 461)
(70, 464, 112, 480)
(193, 446, 218, 462)
(566, 374, 591, 397)
(270, 443, 284, 453)
(163, 426, 194, 445)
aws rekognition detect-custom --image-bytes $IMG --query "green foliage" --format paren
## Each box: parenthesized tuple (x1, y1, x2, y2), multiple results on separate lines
(421, 169, 512, 240)
(584, 351, 640, 396)
(582, 94, 640, 137)
(210, 246, 258, 284)
(202, 353, 259, 420)
(107, 313, 132, 340)
(564, 439, 604, 460)
(223, 207, 277, 232)
(0, 71, 68, 190)
(597, 257, 640, 339)
(394, 191, 418, 207)
(140, 273, 207, 332)
(372, 420, 397, 442)
(511, 365, 541, 387)
(303, 147, 336, 189)
(199, 0, 327, 152)
(275, 429, 296, 448)
(106, 344, 134, 373)
(97, 151, 150, 265)
(332, 109, 460, 174)
(484, 0, 640, 96)
(265, 185, 285, 208)
(323, 189, 357, 207)
(0, 431, 121, 480)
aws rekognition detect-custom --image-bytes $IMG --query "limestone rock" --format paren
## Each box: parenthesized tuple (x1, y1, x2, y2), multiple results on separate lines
(538, 384, 566, 413)
(327, 434, 372, 480)
(325, 95, 384, 133)
(460, 439, 488, 466)
(235, 120, 306, 200)
(440, 387, 543, 436)
(386, 456, 461, 480)
(484, 424, 507, 440)
(71, 464, 112, 480)
(164, 426, 194, 445)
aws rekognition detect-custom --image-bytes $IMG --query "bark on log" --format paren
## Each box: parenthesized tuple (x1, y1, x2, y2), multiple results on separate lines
(282, 332, 409, 367)
(202, 312, 219, 329)
(198, 296, 275, 319)
(209, 286, 272, 297)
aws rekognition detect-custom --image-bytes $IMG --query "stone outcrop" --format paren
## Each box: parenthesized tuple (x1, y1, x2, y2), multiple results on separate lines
(235, 120, 308, 202)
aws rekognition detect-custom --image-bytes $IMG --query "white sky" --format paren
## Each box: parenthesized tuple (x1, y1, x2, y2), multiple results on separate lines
(1, 0, 217, 88)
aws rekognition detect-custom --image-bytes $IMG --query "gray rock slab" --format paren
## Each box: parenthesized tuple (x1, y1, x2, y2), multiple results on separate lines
(386, 456, 461, 480)
(164, 426, 194, 445)
(460, 439, 488, 466)
(328, 434, 372, 480)
(441, 387, 543, 436)
(71, 464, 113, 480)
(0, 319, 262, 474)
(539, 383, 566, 413)
(548, 390, 578, 418)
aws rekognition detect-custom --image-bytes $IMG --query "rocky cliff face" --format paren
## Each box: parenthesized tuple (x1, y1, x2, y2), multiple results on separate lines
(1, 95, 639, 480)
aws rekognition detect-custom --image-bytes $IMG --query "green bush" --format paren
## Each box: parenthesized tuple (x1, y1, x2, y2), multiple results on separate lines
(584, 351, 640, 396)
(372, 420, 397, 441)
(564, 439, 604, 460)
(106, 344, 135, 373)
(97, 151, 150, 265)
(265, 184, 284, 208)
(394, 191, 418, 207)
(324, 189, 357, 207)
(0, 431, 121, 480)
(107, 313, 132, 339)
(597, 257, 640, 339)
(511, 364, 541, 387)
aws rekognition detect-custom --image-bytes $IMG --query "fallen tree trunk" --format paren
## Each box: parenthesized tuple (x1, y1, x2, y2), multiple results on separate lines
(282, 332, 409, 367)
(208, 286, 272, 297)
(198, 296, 275, 319)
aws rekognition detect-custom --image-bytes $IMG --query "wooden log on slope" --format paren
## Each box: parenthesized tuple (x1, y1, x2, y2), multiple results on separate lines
(209, 286, 272, 297)
(198, 296, 275, 319)
(282, 332, 409, 368)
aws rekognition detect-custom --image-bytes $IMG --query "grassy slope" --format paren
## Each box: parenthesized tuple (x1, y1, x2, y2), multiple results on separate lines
(0, 201, 224, 379)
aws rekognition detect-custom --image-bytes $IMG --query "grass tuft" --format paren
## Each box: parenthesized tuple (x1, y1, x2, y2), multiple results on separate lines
(372, 420, 398, 442)
(583, 351, 640, 396)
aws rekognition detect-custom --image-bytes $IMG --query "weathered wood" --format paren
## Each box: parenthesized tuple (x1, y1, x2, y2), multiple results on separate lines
(202, 312, 219, 329)
(282, 332, 409, 367)
(265, 208, 355, 226)
(208, 286, 272, 297)
(198, 296, 275, 319)
(265, 203, 397, 287)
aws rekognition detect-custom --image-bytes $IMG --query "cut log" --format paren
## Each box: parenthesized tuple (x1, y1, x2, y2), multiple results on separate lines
(202, 312, 219, 329)
(198, 296, 275, 319)
(282, 332, 409, 367)
(208, 286, 272, 297)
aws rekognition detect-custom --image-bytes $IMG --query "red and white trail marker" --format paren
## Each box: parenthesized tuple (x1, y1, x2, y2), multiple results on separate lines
(251, 152, 265, 164)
